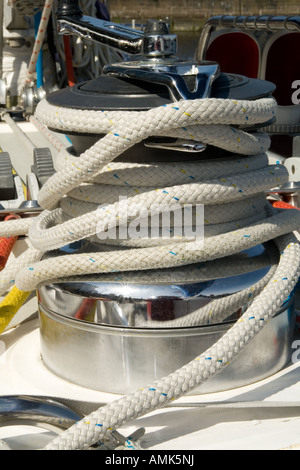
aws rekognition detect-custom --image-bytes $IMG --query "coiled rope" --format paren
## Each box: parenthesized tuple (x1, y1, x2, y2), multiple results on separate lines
(0, 93, 300, 449)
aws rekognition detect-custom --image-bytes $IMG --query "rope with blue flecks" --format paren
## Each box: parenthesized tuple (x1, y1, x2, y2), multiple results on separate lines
(9, 96, 300, 293)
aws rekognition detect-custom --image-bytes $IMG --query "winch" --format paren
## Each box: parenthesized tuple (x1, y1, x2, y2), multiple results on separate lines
(33, 1, 299, 399)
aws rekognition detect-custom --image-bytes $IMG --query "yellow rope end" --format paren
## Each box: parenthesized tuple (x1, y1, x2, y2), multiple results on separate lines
(0, 287, 31, 334)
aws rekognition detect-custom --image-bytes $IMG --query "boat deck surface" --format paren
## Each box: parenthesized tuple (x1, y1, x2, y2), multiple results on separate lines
(1, 316, 300, 450)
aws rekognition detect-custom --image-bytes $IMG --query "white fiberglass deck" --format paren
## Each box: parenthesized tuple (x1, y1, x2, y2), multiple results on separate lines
(1, 315, 300, 450)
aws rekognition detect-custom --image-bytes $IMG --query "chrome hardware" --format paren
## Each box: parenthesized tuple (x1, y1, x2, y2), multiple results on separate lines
(268, 181, 300, 208)
(145, 138, 207, 153)
(55, 2, 220, 154)
(0, 203, 42, 216)
(104, 60, 219, 153)
(38, 277, 295, 395)
(142, 19, 177, 57)
(110, 428, 145, 450)
(21, 85, 46, 117)
(0, 142, 52, 214)
(0, 172, 42, 215)
(0, 395, 82, 431)
(57, 15, 145, 55)
(0, 175, 26, 211)
(0, 151, 42, 214)
(56, 0, 177, 58)
(0, 394, 145, 449)
(18, 200, 41, 211)
(0, 200, 42, 215)
(104, 60, 220, 101)
(56, 1, 219, 100)
(269, 181, 300, 193)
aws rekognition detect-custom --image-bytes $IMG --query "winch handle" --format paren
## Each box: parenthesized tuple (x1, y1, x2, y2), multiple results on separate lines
(55, 0, 220, 104)
(56, 0, 177, 58)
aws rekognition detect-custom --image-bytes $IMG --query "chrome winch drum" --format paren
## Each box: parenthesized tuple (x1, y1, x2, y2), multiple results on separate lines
(37, 242, 296, 395)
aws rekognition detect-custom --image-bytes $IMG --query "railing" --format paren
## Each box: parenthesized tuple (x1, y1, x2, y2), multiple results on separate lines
(197, 14, 300, 59)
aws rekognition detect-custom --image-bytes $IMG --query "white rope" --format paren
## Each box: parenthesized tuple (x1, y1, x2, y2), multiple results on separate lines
(35, 96, 276, 211)
(0, 90, 300, 450)
(25, 0, 55, 86)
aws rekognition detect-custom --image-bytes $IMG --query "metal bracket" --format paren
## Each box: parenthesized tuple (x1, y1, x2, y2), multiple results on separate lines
(268, 181, 300, 207)
(0, 173, 41, 216)
(104, 60, 220, 101)
(145, 138, 207, 153)
(110, 428, 145, 450)
(21, 85, 46, 117)
(0, 175, 26, 211)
